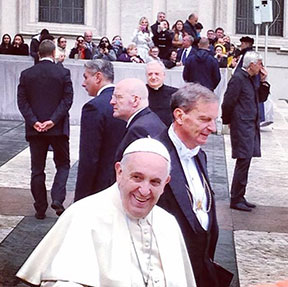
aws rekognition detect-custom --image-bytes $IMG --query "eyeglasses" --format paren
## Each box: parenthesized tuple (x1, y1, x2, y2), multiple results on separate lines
(78, 40, 84, 43)
(102, 40, 108, 43)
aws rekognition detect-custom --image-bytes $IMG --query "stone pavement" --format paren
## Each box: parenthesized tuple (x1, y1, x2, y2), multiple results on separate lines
(0, 99, 288, 287)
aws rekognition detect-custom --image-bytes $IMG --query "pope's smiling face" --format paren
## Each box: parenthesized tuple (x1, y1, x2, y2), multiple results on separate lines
(115, 152, 170, 219)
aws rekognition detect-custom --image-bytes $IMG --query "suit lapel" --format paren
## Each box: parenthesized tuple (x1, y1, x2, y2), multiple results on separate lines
(160, 132, 200, 233)
(128, 107, 150, 128)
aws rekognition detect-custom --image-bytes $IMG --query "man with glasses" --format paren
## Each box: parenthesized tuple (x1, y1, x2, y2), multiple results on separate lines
(110, 78, 166, 162)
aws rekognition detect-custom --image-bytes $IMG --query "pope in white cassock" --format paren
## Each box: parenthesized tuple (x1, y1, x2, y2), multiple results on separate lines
(17, 138, 196, 287)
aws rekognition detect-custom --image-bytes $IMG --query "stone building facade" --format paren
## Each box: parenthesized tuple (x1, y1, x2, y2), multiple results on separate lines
(0, 0, 288, 50)
(0, 0, 287, 100)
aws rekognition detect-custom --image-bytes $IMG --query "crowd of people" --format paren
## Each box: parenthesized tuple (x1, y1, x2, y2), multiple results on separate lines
(1, 12, 246, 70)
(0, 10, 271, 287)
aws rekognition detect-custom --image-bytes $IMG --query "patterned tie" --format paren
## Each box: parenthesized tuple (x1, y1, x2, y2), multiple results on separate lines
(182, 49, 187, 65)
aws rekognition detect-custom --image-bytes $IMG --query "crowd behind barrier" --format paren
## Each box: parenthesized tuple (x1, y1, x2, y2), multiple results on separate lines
(0, 55, 229, 125)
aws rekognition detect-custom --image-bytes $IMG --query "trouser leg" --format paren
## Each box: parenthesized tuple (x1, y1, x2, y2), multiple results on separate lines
(230, 158, 252, 204)
(29, 137, 49, 214)
(50, 136, 70, 204)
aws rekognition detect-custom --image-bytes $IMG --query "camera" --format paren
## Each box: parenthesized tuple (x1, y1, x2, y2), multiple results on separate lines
(99, 42, 106, 49)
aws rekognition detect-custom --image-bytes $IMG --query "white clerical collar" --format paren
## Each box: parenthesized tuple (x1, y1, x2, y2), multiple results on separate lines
(168, 125, 200, 160)
(97, 83, 115, 97)
(149, 84, 164, 91)
(126, 107, 146, 127)
(40, 57, 54, 62)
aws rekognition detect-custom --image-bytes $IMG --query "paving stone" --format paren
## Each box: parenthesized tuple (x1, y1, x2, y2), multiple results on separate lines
(0, 217, 56, 287)
(0, 215, 23, 243)
(235, 230, 288, 287)
(0, 120, 24, 136)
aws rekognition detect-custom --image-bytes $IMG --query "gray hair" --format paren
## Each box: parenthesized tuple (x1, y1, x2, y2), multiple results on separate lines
(84, 59, 114, 82)
(185, 35, 194, 44)
(242, 51, 262, 69)
(146, 60, 165, 72)
(39, 39, 55, 58)
(157, 11, 166, 17)
(171, 83, 218, 115)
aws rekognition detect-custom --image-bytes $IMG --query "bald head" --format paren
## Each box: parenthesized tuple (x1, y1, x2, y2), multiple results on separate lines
(198, 37, 209, 50)
(84, 30, 93, 43)
(110, 78, 149, 121)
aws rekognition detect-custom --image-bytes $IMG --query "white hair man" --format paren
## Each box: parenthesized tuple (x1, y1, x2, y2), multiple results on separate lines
(222, 51, 270, 211)
(17, 138, 196, 287)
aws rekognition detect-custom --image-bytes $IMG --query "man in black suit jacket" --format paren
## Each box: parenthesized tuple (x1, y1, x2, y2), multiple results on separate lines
(146, 61, 177, 127)
(17, 40, 73, 219)
(176, 35, 196, 65)
(74, 60, 126, 201)
(110, 78, 166, 162)
(156, 83, 230, 287)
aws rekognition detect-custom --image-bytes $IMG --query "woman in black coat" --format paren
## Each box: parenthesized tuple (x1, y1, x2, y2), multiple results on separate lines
(10, 34, 29, 56)
(0, 34, 12, 54)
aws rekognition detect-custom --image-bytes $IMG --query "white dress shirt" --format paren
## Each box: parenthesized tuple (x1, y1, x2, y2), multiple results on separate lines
(168, 125, 209, 230)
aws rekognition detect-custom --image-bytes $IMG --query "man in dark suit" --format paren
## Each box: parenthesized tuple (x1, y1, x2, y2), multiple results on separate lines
(222, 51, 270, 212)
(156, 83, 228, 287)
(17, 39, 73, 219)
(74, 60, 126, 202)
(146, 61, 177, 127)
(176, 35, 196, 65)
(110, 78, 166, 162)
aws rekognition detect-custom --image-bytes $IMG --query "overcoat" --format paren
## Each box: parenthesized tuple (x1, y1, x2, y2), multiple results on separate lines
(222, 69, 270, 158)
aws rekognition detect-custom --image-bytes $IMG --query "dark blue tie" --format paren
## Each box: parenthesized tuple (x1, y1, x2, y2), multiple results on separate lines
(182, 49, 187, 64)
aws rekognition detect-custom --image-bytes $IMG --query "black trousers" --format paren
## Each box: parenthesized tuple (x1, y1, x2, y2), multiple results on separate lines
(230, 158, 252, 204)
(29, 135, 70, 214)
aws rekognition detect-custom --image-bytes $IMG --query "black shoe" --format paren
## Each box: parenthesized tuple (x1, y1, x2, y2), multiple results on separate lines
(230, 202, 252, 212)
(244, 200, 256, 208)
(51, 201, 65, 216)
(35, 212, 46, 220)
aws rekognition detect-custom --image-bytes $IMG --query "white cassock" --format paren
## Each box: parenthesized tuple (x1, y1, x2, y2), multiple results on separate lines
(17, 183, 196, 287)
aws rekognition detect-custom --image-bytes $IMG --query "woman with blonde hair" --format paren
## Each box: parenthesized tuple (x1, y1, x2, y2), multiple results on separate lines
(131, 16, 153, 62)
(117, 43, 144, 63)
